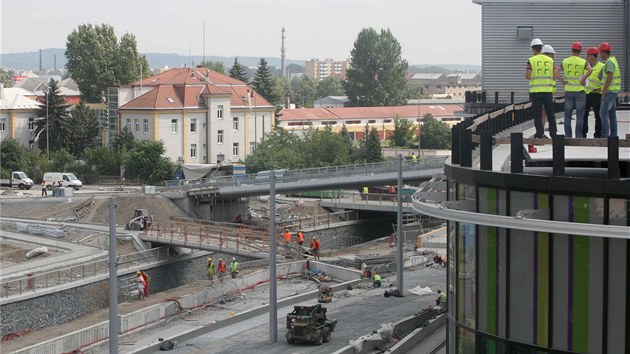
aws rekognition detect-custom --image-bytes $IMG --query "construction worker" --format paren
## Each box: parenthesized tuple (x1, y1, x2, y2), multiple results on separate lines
(599, 42, 621, 138)
(310, 236, 321, 260)
(582, 47, 604, 138)
(297, 230, 305, 245)
(436, 290, 447, 307)
(229, 257, 239, 279)
(411, 152, 417, 164)
(41, 181, 47, 197)
(140, 270, 150, 298)
(206, 257, 215, 282)
(217, 258, 226, 283)
(372, 272, 382, 288)
(561, 41, 592, 138)
(526, 38, 557, 139)
(283, 228, 291, 243)
(361, 186, 369, 201)
(136, 271, 146, 300)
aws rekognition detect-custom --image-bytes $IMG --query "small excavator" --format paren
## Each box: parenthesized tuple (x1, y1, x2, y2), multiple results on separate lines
(125, 209, 153, 231)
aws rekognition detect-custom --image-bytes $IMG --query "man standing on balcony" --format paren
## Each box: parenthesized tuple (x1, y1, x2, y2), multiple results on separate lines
(599, 42, 621, 138)
(526, 38, 557, 139)
(561, 41, 592, 137)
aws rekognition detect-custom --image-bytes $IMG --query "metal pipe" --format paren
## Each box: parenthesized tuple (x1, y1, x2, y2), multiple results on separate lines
(108, 197, 119, 354)
(396, 155, 404, 293)
(268, 171, 277, 343)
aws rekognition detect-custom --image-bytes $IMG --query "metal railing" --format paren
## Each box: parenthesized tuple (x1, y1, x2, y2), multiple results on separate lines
(326, 191, 415, 205)
(278, 210, 359, 231)
(164, 157, 447, 190)
(0, 247, 170, 299)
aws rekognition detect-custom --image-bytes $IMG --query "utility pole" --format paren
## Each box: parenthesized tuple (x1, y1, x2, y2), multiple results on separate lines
(269, 171, 278, 342)
(396, 155, 404, 293)
(45, 90, 49, 161)
(108, 197, 119, 353)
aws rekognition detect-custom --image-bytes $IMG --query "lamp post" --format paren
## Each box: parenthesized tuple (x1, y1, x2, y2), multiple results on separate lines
(45, 91, 49, 161)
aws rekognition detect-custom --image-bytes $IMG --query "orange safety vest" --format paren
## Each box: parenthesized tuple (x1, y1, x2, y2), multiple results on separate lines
(311, 239, 321, 250)
(297, 232, 304, 243)
(217, 262, 226, 272)
(284, 231, 291, 242)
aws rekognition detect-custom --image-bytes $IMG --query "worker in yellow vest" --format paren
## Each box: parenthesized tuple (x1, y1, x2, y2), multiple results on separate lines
(598, 42, 621, 138)
(526, 38, 557, 139)
(561, 41, 592, 138)
(582, 47, 604, 138)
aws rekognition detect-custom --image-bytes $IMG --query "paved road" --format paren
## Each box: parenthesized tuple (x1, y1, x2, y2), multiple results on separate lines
(162, 266, 445, 354)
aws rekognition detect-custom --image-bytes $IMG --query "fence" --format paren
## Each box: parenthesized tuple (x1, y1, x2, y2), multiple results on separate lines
(0, 247, 170, 299)
(278, 210, 359, 231)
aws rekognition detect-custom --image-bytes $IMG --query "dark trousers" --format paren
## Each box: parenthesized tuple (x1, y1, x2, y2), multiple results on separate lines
(530, 92, 557, 138)
(582, 92, 602, 138)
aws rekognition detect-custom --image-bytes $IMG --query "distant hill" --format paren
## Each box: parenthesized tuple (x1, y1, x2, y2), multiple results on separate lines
(0, 48, 305, 71)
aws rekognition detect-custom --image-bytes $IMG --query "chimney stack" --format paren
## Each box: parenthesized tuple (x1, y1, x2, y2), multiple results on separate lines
(281, 27, 286, 78)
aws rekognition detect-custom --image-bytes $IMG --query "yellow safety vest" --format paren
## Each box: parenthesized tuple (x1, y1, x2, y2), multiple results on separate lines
(373, 274, 381, 281)
(601, 56, 622, 92)
(585, 62, 604, 94)
(562, 56, 587, 92)
(439, 292, 447, 303)
(529, 54, 555, 93)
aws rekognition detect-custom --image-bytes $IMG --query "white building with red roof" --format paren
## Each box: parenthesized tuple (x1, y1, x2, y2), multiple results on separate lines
(118, 68, 274, 164)
(278, 104, 464, 140)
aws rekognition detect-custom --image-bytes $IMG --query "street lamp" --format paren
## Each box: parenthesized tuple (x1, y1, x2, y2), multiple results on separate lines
(45, 90, 49, 161)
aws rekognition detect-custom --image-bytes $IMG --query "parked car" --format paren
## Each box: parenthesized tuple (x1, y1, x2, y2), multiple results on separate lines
(0, 171, 34, 189)
(43, 172, 83, 190)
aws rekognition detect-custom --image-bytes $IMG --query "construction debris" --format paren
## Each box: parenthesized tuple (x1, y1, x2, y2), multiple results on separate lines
(73, 198, 95, 219)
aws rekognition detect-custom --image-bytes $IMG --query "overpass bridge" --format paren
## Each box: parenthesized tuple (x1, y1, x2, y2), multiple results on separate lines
(164, 157, 447, 202)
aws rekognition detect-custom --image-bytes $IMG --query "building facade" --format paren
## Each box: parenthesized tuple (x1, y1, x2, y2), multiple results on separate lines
(118, 68, 274, 165)
(0, 86, 39, 148)
(473, 0, 628, 99)
(304, 58, 349, 81)
(407, 73, 482, 99)
(413, 104, 630, 353)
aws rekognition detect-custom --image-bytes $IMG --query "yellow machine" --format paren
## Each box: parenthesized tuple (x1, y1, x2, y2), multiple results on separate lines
(318, 285, 333, 303)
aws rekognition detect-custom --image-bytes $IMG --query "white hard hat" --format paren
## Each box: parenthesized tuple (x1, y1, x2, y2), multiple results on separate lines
(530, 38, 543, 47)
(542, 45, 555, 54)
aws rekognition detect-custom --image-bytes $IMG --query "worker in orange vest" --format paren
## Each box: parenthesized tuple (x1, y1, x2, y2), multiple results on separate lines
(217, 258, 226, 283)
(310, 237, 321, 260)
(283, 228, 291, 243)
(297, 230, 305, 245)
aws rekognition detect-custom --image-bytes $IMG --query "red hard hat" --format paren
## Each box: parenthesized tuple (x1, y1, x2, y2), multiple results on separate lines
(571, 41, 583, 51)
(586, 47, 599, 56)
(599, 42, 612, 51)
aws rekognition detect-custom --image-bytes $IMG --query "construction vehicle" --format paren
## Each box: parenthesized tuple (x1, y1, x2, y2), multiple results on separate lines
(285, 304, 337, 345)
(318, 285, 333, 303)
(125, 209, 153, 231)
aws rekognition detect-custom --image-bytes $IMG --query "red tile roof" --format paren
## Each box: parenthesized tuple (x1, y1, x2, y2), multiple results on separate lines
(278, 105, 463, 121)
(120, 85, 183, 109)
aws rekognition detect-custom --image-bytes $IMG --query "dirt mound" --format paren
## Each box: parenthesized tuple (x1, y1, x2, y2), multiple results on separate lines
(86, 194, 187, 225)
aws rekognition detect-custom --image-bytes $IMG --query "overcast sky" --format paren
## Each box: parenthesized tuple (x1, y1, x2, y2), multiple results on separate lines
(1, 0, 481, 66)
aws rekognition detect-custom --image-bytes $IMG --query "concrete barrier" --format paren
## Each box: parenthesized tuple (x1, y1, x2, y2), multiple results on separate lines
(14, 260, 361, 354)
(387, 314, 446, 354)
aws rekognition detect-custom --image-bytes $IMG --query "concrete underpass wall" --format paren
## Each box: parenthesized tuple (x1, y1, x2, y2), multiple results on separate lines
(304, 218, 394, 250)
(0, 251, 256, 336)
(166, 193, 249, 222)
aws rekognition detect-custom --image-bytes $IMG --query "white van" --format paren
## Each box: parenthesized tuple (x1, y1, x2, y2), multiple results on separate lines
(43, 172, 83, 190)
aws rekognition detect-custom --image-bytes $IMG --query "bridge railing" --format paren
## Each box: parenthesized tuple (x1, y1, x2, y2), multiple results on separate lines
(278, 210, 359, 231)
(164, 156, 447, 190)
(0, 247, 170, 299)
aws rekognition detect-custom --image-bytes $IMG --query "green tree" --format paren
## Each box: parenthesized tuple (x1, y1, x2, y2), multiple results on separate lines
(66, 24, 147, 102)
(68, 101, 102, 157)
(84, 146, 124, 176)
(339, 124, 355, 156)
(34, 79, 71, 154)
(201, 60, 226, 74)
(113, 126, 136, 151)
(124, 140, 175, 184)
(302, 126, 350, 167)
(290, 75, 317, 108)
(406, 83, 431, 100)
(0, 139, 24, 178)
(252, 58, 282, 107)
(229, 58, 249, 82)
(420, 113, 451, 149)
(388, 116, 415, 147)
(358, 124, 383, 162)
(49, 149, 76, 172)
(0, 68, 12, 88)
(244, 128, 304, 173)
(316, 76, 345, 100)
(345, 28, 409, 107)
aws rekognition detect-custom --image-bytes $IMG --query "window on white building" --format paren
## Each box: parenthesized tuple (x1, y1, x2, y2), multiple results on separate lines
(134, 118, 139, 132)
(250, 142, 256, 154)
(232, 142, 239, 156)
(143, 119, 149, 133)
(190, 144, 197, 158)
(217, 105, 224, 119)
(126, 118, 132, 131)
(190, 118, 197, 133)
(0, 119, 5, 131)
(233, 117, 239, 131)
(171, 119, 178, 133)
(28, 118, 35, 131)
(217, 130, 224, 144)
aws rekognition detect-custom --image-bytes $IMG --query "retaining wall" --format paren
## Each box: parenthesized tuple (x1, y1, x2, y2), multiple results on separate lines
(305, 219, 394, 250)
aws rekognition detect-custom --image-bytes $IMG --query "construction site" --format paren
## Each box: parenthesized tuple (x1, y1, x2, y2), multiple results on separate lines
(0, 184, 447, 354)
